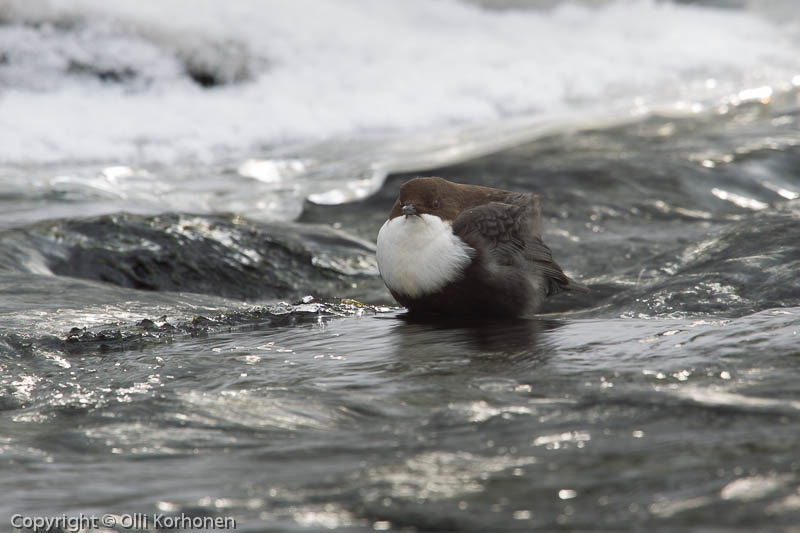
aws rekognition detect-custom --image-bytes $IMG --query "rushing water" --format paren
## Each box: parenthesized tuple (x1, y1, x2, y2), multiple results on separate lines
(2, 1, 800, 531)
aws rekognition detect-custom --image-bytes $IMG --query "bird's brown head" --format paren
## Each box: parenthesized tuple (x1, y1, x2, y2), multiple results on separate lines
(388, 177, 454, 221)
(387, 176, 513, 222)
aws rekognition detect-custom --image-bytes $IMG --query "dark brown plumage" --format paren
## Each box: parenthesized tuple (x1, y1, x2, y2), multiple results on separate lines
(376, 177, 585, 317)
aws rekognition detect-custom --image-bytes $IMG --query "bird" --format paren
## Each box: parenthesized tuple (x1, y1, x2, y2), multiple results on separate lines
(376, 176, 585, 317)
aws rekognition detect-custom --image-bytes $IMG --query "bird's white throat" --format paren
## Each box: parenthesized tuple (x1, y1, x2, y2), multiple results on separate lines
(376, 213, 474, 298)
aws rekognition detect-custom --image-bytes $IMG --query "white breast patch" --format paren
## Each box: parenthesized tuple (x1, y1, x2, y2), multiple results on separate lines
(376, 214, 474, 299)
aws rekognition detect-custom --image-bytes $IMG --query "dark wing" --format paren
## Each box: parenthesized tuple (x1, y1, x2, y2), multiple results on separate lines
(452, 197, 584, 296)
(525, 235, 588, 295)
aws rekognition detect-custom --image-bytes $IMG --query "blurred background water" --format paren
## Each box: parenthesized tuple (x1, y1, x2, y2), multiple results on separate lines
(1, 0, 799, 530)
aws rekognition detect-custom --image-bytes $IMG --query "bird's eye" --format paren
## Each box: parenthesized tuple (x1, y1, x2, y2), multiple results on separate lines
(432, 199, 440, 208)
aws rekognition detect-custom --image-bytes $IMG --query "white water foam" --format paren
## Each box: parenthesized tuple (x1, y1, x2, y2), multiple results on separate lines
(1, 0, 798, 166)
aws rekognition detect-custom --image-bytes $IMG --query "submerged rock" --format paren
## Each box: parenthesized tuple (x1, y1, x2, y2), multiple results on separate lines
(1, 298, 395, 356)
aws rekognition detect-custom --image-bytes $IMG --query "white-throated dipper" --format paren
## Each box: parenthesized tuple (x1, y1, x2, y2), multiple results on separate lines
(376, 176, 585, 317)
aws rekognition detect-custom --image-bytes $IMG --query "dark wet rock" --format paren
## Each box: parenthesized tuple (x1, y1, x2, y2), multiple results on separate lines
(137, 318, 157, 330)
(180, 38, 252, 88)
(13, 213, 383, 302)
(0, 10, 254, 91)
(66, 59, 139, 84)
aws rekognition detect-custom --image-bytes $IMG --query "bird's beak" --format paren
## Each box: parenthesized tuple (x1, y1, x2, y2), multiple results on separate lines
(402, 204, 417, 216)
